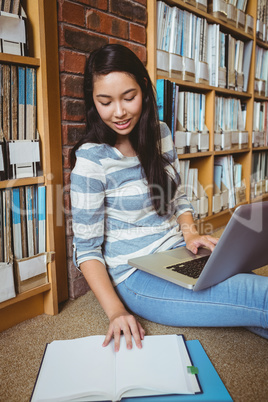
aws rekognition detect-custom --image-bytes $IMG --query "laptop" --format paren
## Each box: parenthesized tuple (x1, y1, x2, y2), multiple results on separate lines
(128, 201, 268, 291)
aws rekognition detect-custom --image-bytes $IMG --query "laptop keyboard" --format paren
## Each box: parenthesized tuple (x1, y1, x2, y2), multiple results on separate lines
(166, 255, 210, 279)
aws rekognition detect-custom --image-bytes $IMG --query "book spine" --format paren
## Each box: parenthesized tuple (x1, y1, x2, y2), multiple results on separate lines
(11, 187, 22, 259)
(25, 185, 35, 257)
(26, 67, 37, 141)
(18, 66, 26, 140)
(11, 65, 18, 141)
(37, 185, 46, 254)
(19, 186, 28, 258)
(3, 65, 11, 141)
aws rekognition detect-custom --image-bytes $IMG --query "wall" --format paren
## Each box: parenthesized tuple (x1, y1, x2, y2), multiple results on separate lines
(57, 0, 147, 299)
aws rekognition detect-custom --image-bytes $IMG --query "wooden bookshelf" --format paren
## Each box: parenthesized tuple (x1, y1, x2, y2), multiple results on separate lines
(147, 0, 268, 231)
(0, 0, 68, 332)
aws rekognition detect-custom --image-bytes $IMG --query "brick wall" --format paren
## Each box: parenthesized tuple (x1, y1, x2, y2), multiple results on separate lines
(57, 0, 147, 299)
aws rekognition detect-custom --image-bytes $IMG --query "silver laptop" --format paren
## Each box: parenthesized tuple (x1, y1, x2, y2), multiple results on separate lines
(128, 201, 268, 291)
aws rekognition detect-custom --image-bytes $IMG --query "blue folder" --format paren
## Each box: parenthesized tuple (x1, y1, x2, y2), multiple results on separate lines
(122, 340, 233, 402)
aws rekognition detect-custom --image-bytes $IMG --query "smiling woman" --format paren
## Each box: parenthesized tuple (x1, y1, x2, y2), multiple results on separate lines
(92, 72, 143, 156)
(70, 44, 268, 352)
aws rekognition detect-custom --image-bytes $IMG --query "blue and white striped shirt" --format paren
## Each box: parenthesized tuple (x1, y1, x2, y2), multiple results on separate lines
(71, 122, 193, 285)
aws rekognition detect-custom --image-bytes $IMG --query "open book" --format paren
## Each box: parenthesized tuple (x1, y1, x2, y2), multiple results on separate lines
(30, 334, 201, 402)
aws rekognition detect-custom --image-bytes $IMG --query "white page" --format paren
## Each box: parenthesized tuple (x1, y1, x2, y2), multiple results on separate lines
(31, 335, 115, 402)
(115, 334, 196, 401)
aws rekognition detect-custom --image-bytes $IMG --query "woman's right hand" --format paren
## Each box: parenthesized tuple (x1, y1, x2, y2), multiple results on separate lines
(102, 310, 145, 352)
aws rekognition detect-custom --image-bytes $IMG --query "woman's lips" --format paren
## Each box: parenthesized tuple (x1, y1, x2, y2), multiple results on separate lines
(114, 119, 131, 130)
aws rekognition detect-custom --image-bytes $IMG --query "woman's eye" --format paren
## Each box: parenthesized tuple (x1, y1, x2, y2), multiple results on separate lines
(125, 96, 135, 102)
(101, 102, 111, 106)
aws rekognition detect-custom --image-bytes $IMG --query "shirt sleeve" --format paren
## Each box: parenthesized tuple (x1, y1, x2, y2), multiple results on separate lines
(160, 122, 194, 218)
(70, 145, 106, 269)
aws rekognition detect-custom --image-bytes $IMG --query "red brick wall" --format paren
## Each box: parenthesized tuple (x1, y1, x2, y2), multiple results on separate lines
(57, 0, 147, 299)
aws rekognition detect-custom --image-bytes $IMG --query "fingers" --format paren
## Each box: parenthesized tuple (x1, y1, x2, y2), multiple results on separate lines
(102, 327, 114, 348)
(124, 315, 143, 350)
(207, 235, 219, 245)
(187, 234, 219, 254)
(201, 235, 219, 252)
(102, 313, 145, 352)
(113, 327, 123, 352)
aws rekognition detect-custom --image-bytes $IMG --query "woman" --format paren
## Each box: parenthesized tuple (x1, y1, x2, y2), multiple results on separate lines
(71, 44, 268, 351)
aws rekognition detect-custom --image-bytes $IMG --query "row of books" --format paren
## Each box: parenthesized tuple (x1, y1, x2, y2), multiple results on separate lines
(0, 184, 46, 263)
(179, 154, 247, 216)
(0, 182, 49, 303)
(0, 4, 26, 55)
(156, 80, 207, 131)
(179, 160, 208, 219)
(215, 96, 246, 133)
(178, 0, 248, 14)
(253, 101, 268, 133)
(256, 0, 268, 42)
(0, 0, 20, 14)
(156, 1, 252, 92)
(208, 0, 252, 36)
(226, 0, 248, 12)
(252, 101, 268, 148)
(0, 64, 37, 141)
(254, 46, 268, 96)
(156, 79, 250, 153)
(156, 79, 210, 153)
(251, 151, 268, 198)
(213, 155, 246, 213)
(214, 130, 249, 151)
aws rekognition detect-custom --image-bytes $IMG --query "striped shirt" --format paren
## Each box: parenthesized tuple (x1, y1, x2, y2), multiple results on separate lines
(71, 122, 193, 285)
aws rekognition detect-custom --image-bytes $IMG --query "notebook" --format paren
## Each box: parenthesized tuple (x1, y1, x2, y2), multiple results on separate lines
(128, 201, 268, 291)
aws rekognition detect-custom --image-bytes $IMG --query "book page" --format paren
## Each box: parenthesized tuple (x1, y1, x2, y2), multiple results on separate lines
(31, 335, 115, 402)
(115, 334, 198, 401)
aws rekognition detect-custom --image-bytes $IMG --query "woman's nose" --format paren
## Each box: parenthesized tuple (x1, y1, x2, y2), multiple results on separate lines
(114, 102, 126, 118)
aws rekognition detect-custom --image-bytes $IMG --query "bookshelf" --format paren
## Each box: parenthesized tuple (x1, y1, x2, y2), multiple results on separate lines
(0, 0, 68, 332)
(147, 0, 268, 232)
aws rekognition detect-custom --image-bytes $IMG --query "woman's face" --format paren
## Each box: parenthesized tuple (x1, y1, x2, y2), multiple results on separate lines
(92, 71, 143, 137)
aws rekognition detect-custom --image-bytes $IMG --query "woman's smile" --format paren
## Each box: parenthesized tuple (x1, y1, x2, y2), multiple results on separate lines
(93, 71, 143, 137)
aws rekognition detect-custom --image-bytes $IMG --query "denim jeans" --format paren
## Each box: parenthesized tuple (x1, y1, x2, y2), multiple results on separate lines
(116, 269, 268, 339)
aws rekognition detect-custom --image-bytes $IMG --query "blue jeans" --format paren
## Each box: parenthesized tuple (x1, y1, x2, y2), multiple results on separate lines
(116, 270, 268, 339)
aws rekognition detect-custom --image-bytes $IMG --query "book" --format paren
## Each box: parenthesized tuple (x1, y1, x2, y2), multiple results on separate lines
(18, 66, 26, 140)
(30, 334, 201, 402)
(11, 0, 20, 14)
(25, 185, 35, 257)
(123, 340, 233, 401)
(11, 187, 22, 259)
(10, 64, 18, 140)
(19, 186, 28, 258)
(3, 189, 12, 263)
(37, 185, 46, 254)
(2, 64, 10, 141)
(3, 0, 11, 12)
(26, 67, 37, 140)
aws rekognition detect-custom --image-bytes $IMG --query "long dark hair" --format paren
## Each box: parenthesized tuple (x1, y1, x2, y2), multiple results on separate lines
(71, 44, 179, 215)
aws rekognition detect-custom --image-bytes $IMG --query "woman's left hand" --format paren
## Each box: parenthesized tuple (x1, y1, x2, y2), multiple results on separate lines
(185, 233, 219, 255)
